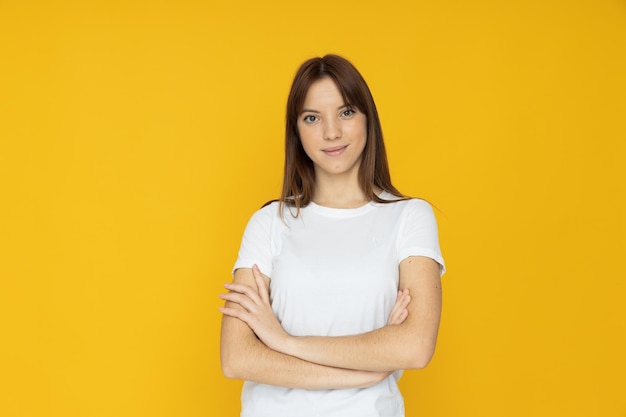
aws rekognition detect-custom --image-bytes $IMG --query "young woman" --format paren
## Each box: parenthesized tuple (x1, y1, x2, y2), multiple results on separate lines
(219, 54, 445, 417)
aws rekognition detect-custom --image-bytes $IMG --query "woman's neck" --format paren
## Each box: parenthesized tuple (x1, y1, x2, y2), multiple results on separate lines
(312, 191, 368, 209)
(312, 175, 379, 209)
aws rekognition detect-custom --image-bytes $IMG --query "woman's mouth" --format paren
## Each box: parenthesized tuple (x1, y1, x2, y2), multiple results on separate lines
(322, 145, 347, 156)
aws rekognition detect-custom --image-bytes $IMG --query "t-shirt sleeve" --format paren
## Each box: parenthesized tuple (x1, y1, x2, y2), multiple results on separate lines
(397, 199, 446, 276)
(232, 205, 275, 277)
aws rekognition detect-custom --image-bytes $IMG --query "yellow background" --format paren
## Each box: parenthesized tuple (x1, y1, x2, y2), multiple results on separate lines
(1, 0, 625, 416)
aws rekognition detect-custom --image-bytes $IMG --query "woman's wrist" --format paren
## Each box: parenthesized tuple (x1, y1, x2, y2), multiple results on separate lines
(277, 334, 301, 357)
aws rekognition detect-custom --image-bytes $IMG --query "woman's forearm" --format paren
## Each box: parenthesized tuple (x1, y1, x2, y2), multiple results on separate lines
(220, 267, 390, 389)
(275, 257, 442, 372)
(221, 315, 390, 389)
(280, 321, 435, 372)
(220, 257, 441, 377)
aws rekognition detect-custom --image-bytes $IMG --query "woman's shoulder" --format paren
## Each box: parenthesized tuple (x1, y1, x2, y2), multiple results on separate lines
(378, 191, 434, 211)
(248, 200, 298, 225)
(251, 200, 281, 219)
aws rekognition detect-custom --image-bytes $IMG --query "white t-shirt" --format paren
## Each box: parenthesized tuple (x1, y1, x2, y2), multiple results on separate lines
(233, 191, 445, 417)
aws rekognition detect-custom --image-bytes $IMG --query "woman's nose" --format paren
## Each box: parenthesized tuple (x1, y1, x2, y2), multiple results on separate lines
(323, 120, 341, 140)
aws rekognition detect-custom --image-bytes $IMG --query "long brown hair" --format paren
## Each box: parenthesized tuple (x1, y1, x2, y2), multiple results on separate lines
(279, 54, 405, 215)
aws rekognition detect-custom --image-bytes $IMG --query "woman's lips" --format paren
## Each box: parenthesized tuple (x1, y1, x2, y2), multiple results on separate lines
(322, 145, 347, 156)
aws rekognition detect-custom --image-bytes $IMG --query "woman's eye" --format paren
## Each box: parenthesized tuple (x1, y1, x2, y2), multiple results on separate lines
(341, 109, 356, 117)
(303, 115, 318, 123)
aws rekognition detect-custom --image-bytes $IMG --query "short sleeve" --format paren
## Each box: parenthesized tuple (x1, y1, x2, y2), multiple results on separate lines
(397, 199, 446, 276)
(232, 204, 276, 277)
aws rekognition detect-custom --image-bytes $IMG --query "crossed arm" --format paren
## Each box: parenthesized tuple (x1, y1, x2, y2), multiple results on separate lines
(219, 256, 442, 389)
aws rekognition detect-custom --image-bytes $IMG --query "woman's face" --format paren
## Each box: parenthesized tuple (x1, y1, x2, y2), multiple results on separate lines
(297, 77, 367, 182)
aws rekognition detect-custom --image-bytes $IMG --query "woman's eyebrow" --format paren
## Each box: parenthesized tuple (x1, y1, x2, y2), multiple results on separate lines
(300, 105, 349, 114)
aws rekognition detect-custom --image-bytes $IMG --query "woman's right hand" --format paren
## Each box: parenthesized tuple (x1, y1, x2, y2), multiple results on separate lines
(387, 289, 411, 326)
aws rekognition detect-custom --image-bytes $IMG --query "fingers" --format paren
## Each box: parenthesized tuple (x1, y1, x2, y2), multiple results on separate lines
(252, 264, 270, 305)
(219, 290, 258, 312)
(387, 289, 411, 326)
(223, 282, 262, 302)
(219, 305, 247, 320)
(220, 281, 263, 313)
(219, 265, 270, 312)
(397, 289, 410, 310)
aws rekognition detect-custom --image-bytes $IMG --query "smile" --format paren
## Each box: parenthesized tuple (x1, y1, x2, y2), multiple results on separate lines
(322, 145, 348, 156)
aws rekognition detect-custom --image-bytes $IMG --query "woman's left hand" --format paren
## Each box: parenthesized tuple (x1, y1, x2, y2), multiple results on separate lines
(387, 289, 411, 326)
(219, 264, 290, 352)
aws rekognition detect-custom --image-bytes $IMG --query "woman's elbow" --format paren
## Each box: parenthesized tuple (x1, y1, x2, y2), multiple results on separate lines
(404, 342, 437, 370)
(220, 323, 256, 380)
(407, 351, 434, 370)
(220, 340, 245, 380)
(221, 356, 235, 379)
(221, 363, 239, 380)
(221, 353, 244, 380)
